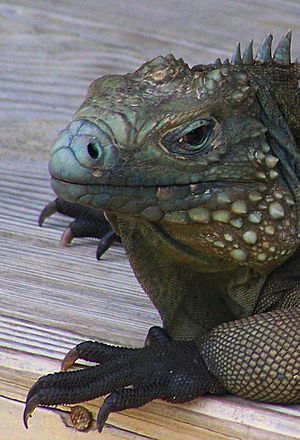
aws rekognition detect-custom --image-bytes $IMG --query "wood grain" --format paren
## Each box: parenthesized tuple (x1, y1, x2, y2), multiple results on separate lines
(0, 1, 299, 160)
(0, 397, 145, 440)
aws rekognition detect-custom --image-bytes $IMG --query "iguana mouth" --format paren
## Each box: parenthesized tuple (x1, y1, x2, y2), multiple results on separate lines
(51, 176, 256, 189)
(51, 175, 254, 224)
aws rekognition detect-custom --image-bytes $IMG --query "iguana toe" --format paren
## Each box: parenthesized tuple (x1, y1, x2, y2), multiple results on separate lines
(38, 197, 120, 257)
(61, 346, 81, 371)
(38, 200, 57, 227)
(60, 226, 74, 246)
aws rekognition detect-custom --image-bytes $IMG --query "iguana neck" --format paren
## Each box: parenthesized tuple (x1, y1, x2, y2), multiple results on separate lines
(106, 212, 267, 339)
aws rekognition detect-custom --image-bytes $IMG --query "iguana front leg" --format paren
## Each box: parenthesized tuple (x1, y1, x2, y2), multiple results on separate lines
(112, 216, 300, 405)
(201, 306, 300, 403)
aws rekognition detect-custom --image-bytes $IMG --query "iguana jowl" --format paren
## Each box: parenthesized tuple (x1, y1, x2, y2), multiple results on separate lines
(24, 32, 300, 433)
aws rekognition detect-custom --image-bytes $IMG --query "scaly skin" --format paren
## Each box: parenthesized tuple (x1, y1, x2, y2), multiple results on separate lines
(24, 32, 300, 433)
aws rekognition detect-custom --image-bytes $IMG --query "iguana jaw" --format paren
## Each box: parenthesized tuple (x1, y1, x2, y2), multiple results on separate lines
(50, 175, 253, 223)
(51, 171, 298, 270)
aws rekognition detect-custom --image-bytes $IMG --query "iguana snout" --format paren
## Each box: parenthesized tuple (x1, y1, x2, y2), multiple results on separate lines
(50, 119, 119, 180)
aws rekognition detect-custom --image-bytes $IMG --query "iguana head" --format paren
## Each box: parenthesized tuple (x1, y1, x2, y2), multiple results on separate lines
(50, 32, 299, 269)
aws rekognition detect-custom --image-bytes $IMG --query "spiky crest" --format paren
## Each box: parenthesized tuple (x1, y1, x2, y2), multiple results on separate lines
(231, 30, 292, 66)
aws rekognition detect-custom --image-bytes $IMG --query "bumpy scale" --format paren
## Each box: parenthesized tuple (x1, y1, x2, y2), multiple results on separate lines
(24, 32, 300, 433)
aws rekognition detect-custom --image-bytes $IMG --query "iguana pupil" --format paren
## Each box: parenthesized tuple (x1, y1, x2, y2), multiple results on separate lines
(179, 125, 209, 146)
(160, 119, 214, 158)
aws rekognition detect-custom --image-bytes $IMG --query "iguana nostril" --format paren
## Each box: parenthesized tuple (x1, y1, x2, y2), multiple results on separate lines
(87, 141, 102, 160)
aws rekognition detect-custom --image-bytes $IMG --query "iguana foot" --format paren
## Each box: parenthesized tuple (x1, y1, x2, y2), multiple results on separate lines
(23, 327, 222, 433)
(39, 198, 120, 258)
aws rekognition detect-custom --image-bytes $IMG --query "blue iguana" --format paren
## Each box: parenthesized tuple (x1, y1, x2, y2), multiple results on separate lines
(24, 32, 300, 433)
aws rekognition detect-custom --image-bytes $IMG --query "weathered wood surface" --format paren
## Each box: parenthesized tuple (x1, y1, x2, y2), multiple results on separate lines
(1, 1, 300, 438)
(0, 0, 300, 162)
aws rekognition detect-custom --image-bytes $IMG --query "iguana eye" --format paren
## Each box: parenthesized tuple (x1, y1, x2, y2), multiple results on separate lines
(161, 119, 214, 158)
(179, 125, 210, 147)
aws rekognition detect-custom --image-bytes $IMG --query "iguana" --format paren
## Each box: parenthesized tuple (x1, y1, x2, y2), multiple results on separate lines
(24, 32, 300, 434)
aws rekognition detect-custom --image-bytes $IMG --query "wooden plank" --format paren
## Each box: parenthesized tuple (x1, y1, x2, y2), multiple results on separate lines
(0, 397, 146, 440)
(0, 1, 299, 162)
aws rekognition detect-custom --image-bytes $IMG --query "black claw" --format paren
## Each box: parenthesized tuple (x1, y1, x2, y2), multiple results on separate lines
(96, 231, 119, 259)
(55, 198, 101, 221)
(62, 340, 136, 371)
(23, 396, 40, 429)
(24, 327, 218, 432)
(97, 397, 113, 432)
(97, 382, 166, 432)
(39, 197, 121, 258)
(38, 201, 58, 227)
(25, 362, 138, 412)
(75, 340, 136, 364)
